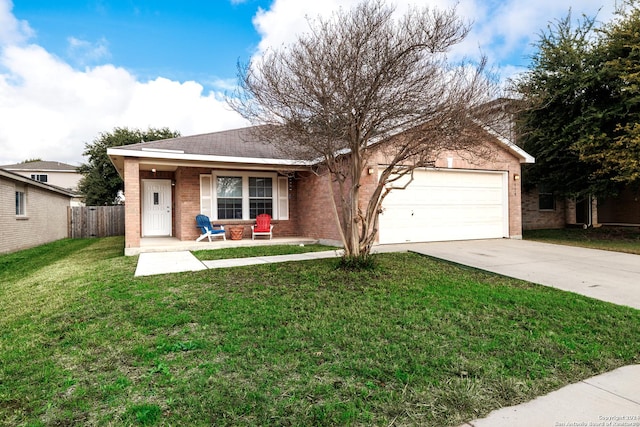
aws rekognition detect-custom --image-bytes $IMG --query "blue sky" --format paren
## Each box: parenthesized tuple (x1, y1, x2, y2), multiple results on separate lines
(0, 0, 616, 165)
(11, 0, 271, 88)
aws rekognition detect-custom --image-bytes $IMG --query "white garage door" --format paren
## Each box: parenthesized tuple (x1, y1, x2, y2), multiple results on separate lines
(378, 169, 508, 244)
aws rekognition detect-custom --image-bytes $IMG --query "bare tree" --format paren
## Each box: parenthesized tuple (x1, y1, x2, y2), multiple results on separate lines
(231, 0, 499, 260)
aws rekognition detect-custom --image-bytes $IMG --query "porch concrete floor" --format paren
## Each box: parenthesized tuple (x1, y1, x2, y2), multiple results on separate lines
(127, 236, 320, 255)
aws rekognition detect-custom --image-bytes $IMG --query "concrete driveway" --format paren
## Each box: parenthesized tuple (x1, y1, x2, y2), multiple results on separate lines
(396, 239, 640, 310)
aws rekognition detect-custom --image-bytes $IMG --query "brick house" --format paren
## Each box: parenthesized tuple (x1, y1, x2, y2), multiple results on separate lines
(521, 187, 640, 230)
(108, 125, 534, 255)
(521, 189, 600, 230)
(0, 168, 75, 254)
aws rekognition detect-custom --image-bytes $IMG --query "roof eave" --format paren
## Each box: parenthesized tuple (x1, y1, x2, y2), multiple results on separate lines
(473, 121, 535, 164)
(107, 148, 315, 178)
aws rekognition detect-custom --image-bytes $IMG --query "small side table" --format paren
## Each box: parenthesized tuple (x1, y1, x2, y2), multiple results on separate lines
(229, 225, 244, 240)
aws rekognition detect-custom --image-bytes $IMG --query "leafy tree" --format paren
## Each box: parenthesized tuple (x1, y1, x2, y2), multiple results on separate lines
(20, 158, 43, 163)
(514, 3, 640, 198)
(578, 3, 640, 185)
(513, 12, 606, 197)
(231, 0, 498, 261)
(78, 127, 180, 205)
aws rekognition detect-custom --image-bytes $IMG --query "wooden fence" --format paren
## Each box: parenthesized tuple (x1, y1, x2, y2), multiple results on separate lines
(68, 206, 125, 238)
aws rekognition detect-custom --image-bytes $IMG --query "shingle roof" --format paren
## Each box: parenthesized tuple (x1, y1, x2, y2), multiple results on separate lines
(119, 126, 301, 161)
(0, 160, 79, 171)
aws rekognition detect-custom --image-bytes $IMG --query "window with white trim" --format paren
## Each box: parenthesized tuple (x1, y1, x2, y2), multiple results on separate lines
(217, 176, 243, 219)
(200, 172, 289, 220)
(30, 174, 48, 183)
(15, 184, 26, 216)
(249, 177, 273, 218)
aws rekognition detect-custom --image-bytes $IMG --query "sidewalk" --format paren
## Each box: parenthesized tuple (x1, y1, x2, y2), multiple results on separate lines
(134, 249, 344, 276)
(459, 364, 640, 427)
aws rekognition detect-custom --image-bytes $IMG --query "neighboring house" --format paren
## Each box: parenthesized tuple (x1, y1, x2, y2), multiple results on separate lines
(0, 168, 76, 254)
(0, 160, 82, 190)
(598, 187, 640, 226)
(521, 187, 640, 230)
(521, 189, 599, 230)
(108, 123, 534, 256)
(0, 160, 84, 206)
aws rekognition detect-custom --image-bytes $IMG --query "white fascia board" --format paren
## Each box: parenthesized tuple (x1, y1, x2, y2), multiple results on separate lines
(473, 120, 535, 164)
(107, 147, 315, 167)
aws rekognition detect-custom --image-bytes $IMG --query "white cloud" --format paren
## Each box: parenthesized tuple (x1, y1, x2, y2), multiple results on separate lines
(0, 0, 621, 166)
(0, 0, 248, 166)
(208, 77, 241, 92)
(251, 0, 617, 83)
(0, 0, 32, 47)
(67, 36, 111, 66)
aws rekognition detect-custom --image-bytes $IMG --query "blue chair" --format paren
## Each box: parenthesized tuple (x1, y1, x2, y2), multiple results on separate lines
(195, 214, 226, 242)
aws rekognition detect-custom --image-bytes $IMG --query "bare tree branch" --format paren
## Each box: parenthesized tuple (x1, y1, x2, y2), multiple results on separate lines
(229, 0, 501, 259)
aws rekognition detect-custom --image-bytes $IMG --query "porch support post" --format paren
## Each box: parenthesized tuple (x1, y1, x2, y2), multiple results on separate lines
(124, 157, 141, 253)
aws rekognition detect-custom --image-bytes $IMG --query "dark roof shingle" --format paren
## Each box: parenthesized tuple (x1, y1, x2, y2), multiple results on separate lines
(119, 126, 303, 161)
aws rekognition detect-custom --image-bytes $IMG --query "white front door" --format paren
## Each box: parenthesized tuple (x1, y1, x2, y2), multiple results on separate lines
(142, 180, 172, 236)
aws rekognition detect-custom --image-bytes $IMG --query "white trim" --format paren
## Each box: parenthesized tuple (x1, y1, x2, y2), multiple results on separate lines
(15, 183, 26, 216)
(199, 175, 212, 218)
(141, 147, 185, 154)
(501, 171, 510, 237)
(201, 171, 289, 221)
(277, 176, 289, 220)
(473, 119, 535, 164)
(108, 147, 313, 167)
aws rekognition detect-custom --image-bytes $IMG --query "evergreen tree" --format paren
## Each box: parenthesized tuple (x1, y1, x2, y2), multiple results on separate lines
(514, 3, 640, 197)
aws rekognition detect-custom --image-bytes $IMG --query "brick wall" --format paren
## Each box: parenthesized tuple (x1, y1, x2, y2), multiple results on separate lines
(175, 167, 203, 240)
(296, 170, 343, 242)
(522, 188, 566, 230)
(176, 168, 301, 241)
(1, 176, 71, 254)
(123, 158, 140, 249)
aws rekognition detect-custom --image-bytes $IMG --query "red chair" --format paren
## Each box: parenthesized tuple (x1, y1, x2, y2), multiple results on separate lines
(251, 214, 273, 240)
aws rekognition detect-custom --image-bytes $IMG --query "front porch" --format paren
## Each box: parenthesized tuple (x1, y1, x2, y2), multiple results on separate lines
(127, 236, 320, 255)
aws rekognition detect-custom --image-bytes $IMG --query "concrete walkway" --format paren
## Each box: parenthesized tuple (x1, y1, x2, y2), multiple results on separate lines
(460, 364, 640, 427)
(135, 251, 208, 276)
(133, 240, 640, 427)
(134, 249, 344, 276)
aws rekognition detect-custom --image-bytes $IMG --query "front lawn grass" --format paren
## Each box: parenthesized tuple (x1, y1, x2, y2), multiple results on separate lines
(1, 237, 639, 426)
(524, 226, 640, 254)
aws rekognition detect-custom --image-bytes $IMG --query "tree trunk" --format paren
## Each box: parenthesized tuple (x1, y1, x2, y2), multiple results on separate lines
(343, 156, 364, 259)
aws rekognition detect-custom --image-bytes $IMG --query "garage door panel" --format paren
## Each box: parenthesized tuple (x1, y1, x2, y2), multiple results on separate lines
(385, 186, 502, 204)
(379, 170, 507, 244)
